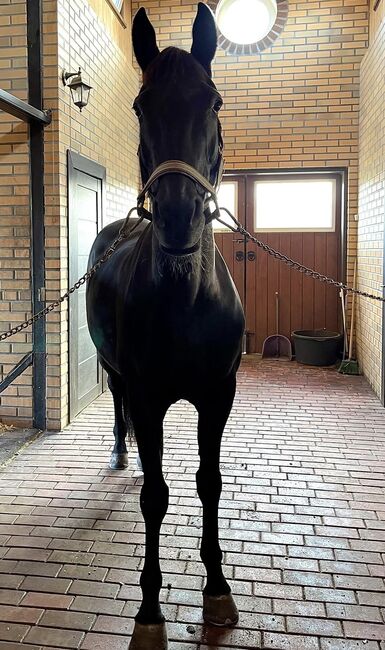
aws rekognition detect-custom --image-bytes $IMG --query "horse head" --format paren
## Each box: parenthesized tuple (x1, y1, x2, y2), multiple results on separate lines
(132, 3, 223, 257)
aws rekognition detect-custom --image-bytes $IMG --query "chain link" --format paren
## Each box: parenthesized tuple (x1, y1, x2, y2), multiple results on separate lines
(1, 204, 383, 343)
(216, 208, 385, 304)
(0, 208, 141, 343)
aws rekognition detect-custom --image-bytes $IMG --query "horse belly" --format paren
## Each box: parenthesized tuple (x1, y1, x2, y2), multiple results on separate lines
(129, 307, 243, 393)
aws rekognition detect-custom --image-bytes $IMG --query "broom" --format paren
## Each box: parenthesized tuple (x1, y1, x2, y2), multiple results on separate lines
(338, 260, 360, 375)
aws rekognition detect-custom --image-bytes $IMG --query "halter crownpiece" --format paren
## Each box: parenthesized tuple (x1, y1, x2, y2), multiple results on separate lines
(136, 157, 224, 225)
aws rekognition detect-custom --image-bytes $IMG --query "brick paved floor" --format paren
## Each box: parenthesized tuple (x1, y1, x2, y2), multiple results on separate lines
(1, 357, 385, 649)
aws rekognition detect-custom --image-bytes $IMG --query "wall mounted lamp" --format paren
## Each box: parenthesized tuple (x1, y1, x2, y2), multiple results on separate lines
(62, 68, 92, 111)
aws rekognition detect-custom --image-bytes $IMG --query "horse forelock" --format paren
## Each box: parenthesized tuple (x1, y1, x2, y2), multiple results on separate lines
(144, 47, 215, 88)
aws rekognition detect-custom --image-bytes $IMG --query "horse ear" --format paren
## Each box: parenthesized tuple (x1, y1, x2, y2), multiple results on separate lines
(191, 3, 217, 76)
(132, 8, 160, 73)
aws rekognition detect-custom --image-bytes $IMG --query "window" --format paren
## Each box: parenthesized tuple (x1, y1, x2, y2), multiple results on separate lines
(110, 0, 123, 13)
(207, 0, 288, 55)
(213, 182, 237, 231)
(254, 178, 336, 232)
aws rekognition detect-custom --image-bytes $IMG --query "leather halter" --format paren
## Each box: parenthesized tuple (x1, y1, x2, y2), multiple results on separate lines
(137, 157, 223, 224)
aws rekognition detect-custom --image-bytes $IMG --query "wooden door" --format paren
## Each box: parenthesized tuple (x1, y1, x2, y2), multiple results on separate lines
(68, 152, 105, 420)
(214, 176, 246, 304)
(215, 171, 344, 354)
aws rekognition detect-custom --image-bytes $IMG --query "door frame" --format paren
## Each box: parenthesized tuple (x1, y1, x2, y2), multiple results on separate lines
(221, 166, 348, 351)
(67, 151, 106, 421)
(214, 174, 247, 305)
(223, 166, 348, 284)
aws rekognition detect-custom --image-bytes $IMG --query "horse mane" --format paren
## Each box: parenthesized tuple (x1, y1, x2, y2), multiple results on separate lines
(144, 47, 214, 86)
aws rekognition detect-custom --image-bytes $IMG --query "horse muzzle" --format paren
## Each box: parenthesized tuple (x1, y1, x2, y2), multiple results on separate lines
(152, 195, 205, 256)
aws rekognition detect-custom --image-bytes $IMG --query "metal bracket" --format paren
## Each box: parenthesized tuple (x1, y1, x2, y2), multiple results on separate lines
(0, 89, 52, 125)
(0, 352, 33, 394)
(37, 287, 46, 303)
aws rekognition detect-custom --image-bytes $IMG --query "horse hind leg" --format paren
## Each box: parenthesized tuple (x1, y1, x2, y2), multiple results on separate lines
(107, 372, 131, 470)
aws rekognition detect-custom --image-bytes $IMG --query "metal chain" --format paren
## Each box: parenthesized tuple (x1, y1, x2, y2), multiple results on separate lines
(0, 208, 142, 342)
(1, 201, 384, 343)
(216, 208, 385, 304)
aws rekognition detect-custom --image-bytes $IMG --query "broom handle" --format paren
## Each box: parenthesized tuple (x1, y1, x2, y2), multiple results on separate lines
(348, 261, 357, 360)
(340, 289, 347, 354)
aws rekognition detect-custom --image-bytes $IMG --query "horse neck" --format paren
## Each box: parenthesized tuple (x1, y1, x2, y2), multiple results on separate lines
(151, 224, 216, 304)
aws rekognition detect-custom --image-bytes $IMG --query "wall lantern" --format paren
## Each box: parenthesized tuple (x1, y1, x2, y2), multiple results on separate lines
(62, 68, 92, 111)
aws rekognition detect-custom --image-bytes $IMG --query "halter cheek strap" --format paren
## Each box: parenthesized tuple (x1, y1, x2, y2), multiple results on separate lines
(136, 157, 224, 225)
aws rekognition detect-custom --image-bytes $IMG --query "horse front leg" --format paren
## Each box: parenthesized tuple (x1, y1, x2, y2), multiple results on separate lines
(195, 376, 239, 627)
(107, 372, 128, 469)
(129, 404, 169, 650)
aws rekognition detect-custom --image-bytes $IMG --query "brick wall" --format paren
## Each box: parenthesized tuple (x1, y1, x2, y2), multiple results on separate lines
(0, 0, 139, 429)
(357, 3, 385, 398)
(0, 0, 32, 425)
(133, 0, 368, 352)
(44, 0, 139, 428)
(370, 0, 385, 41)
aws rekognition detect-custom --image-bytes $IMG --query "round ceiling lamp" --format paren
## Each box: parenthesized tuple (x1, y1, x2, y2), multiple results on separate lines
(216, 0, 277, 45)
(207, 0, 288, 55)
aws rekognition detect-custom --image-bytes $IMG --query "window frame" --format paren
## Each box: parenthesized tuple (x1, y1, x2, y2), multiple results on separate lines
(104, 0, 126, 26)
(213, 180, 239, 232)
(110, 0, 123, 12)
(253, 175, 338, 234)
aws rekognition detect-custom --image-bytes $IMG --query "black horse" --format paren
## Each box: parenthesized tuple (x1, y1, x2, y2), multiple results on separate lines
(86, 4, 244, 648)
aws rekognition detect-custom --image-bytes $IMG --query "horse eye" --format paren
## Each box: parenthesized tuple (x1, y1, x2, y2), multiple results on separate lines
(213, 99, 223, 113)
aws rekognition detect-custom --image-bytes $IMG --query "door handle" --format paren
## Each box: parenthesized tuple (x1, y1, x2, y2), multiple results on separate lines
(247, 251, 256, 261)
(235, 251, 244, 262)
(233, 238, 245, 243)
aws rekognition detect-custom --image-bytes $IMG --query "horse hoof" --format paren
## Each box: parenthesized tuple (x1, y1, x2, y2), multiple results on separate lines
(203, 592, 239, 627)
(128, 622, 168, 650)
(109, 452, 128, 470)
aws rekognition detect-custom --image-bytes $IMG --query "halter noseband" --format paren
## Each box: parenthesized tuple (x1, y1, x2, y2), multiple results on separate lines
(136, 156, 223, 225)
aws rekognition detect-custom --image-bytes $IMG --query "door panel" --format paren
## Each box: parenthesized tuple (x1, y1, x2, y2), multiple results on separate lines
(302, 233, 315, 330)
(215, 171, 343, 354)
(289, 233, 303, 334)
(68, 160, 104, 420)
(214, 176, 246, 305)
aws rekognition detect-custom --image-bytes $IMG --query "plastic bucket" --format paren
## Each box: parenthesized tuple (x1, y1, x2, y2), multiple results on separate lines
(292, 329, 343, 366)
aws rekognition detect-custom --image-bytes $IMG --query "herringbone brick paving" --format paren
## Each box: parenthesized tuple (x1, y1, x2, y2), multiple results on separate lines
(1, 357, 385, 648)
